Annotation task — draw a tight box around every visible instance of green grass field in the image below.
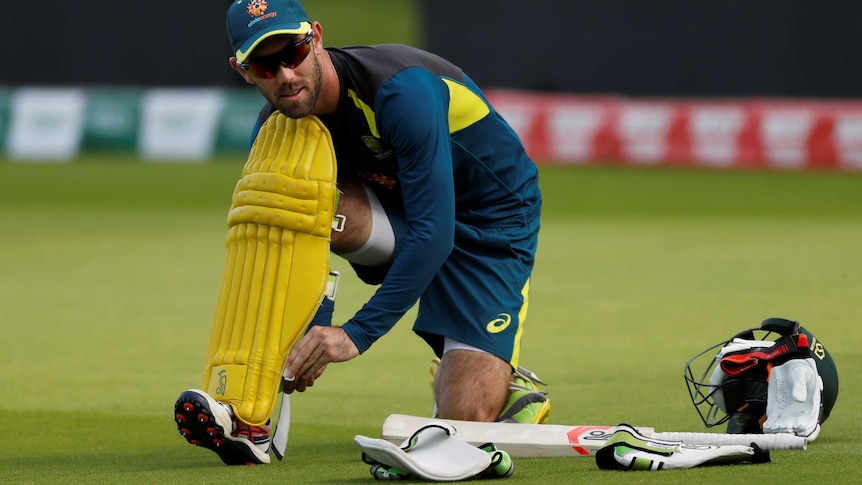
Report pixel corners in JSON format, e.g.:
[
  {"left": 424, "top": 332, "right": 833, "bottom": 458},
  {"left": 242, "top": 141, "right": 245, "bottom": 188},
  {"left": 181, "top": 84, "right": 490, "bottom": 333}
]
[
  {"left": 0, "top": 159, "right": 860, "bottom": 484},
  {"left": 304, "top": 0, "right": 421, "bottom": 48}
]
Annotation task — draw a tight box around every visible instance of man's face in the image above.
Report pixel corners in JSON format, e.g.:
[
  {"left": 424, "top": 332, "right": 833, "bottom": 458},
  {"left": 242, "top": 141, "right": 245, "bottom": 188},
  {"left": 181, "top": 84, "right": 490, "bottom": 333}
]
[{"left": 240, "top": 29, "right": 323, "bottom": 119}]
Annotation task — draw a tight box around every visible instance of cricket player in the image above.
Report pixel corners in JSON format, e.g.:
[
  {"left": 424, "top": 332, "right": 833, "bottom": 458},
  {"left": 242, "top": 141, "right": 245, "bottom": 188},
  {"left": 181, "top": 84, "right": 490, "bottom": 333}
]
[{"left": 174, "top": 0, "right": 548, "bottom": 465}]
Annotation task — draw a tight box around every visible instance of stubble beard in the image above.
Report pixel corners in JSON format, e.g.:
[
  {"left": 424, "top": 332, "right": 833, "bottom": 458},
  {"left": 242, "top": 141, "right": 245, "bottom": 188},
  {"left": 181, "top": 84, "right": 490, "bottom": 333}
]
[{"left": 266, "top": 53, "right": 323, "bottom": 119}]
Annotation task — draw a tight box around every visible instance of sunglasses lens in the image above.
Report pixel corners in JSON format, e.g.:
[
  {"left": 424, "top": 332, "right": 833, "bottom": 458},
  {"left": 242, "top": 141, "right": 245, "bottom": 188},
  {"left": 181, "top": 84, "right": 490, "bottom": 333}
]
[
  {"left": 295, "top": 42, "right": 312, "bottom": 66},
  {"left": 243, "top": 32, "right": 312, "bottom": 79},
  {"left": 280, "top": 42, "right": 311, "bottom": 69},
  {"left": 246, "top": 62, "right": 278, "bottom": 78}
]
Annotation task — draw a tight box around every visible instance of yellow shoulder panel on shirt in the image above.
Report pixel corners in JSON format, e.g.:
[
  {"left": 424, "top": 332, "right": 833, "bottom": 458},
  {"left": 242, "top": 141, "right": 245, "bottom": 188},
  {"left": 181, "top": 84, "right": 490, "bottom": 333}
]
[
  {"left": 348, "top": 79, "right": 491, "bottom": 142},
  {"left": 443, "top": 78, "right": 491, "bottom": 132}
]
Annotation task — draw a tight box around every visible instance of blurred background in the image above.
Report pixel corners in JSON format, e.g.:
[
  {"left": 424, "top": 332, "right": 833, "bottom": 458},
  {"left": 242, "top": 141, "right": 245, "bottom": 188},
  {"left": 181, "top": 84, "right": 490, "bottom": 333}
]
[
  {"left": 3, "top": 4, "right": 861, "bottom": 481},
  {"left": 1, "top": 0, "right": 861, "bottom": 167}
]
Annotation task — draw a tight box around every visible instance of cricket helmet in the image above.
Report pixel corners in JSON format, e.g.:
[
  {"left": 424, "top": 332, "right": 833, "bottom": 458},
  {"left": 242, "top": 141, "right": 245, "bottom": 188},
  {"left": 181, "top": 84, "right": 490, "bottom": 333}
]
[{"left": 684, "top": 317, "right": 839, "bottom": 434}]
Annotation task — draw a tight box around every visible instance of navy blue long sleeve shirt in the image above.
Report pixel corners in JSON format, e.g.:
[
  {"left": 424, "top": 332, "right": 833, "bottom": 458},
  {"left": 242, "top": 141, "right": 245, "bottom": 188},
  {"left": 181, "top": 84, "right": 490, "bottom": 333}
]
[{"left": 251, "top": 44, "right": 540, "bottom": 353}]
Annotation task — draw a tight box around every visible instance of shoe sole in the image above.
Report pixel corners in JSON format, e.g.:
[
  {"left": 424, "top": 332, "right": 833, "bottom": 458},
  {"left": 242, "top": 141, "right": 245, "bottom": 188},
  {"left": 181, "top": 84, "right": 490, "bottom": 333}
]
[{"left": 174, "top": 389, "right": 270, "bottom": 465}]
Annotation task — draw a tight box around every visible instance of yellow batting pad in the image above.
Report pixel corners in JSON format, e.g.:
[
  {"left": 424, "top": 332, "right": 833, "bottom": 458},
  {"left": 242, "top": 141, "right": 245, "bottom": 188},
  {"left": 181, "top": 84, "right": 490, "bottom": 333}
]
[{"left": 203, "top": 113, "right": 337, "bottom": 426}]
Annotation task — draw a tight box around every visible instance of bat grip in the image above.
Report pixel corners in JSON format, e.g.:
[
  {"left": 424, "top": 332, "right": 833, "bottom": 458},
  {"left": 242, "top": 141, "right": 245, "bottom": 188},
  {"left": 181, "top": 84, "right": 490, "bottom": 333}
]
[{"left": 652, "top": 432, "right": 807, "bottom": 450}]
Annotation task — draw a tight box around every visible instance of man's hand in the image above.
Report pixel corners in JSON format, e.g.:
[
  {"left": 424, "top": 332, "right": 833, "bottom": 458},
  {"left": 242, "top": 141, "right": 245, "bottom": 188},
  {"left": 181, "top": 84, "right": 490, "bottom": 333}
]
[
  {"left": 283, "top": 326, "right": 359, "bottom": 391},
  {"left": 282, "top": 364, "right": 326, "bottom": 393}
]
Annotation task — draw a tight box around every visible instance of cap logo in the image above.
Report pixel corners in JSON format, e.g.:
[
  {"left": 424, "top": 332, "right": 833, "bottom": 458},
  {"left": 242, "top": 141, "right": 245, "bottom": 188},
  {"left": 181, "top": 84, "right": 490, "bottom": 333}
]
[
  {"left": 247, "top": 0, "right": 268, "bottom": 17},
  {"left": 245, "top": 0, "right": 278, "bottom": 27}
]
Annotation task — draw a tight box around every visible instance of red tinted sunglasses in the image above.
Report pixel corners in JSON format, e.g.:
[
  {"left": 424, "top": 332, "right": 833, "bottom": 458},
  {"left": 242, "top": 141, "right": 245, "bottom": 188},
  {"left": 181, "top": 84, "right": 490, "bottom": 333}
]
[{"left": 238, "top": 30, "right": 313, "bottom": 78}]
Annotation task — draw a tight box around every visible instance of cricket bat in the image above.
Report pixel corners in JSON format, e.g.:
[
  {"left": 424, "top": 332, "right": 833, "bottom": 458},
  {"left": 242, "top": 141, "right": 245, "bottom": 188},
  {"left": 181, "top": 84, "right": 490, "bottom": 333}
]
[{"left": 381, "top": 414, "right": 807, "bottom": 457}]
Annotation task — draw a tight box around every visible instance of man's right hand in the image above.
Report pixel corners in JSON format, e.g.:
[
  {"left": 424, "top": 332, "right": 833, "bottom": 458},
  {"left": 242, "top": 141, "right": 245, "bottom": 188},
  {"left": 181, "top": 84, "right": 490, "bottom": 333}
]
[{"left": 282, "top": 364, "right": 328, "bottom": 393}]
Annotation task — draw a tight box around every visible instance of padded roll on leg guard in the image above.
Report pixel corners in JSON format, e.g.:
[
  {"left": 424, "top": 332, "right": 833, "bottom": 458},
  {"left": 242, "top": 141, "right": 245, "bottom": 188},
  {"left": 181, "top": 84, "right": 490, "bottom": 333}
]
[{"left": 203, "top": 113, "right": 337, "bottom": 426}]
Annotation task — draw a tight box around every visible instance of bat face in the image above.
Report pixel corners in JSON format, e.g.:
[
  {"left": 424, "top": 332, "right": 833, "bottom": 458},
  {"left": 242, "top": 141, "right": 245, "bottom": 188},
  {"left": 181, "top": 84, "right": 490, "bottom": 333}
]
[
  {"left": 565, "top": 426, "right": 625, "bottom": 455},
  {"left": 381, "top": 414, "right": 655, "bottom": 457},
  {"left": 381, "top": 414, "right": 806, "bottom": 457}
]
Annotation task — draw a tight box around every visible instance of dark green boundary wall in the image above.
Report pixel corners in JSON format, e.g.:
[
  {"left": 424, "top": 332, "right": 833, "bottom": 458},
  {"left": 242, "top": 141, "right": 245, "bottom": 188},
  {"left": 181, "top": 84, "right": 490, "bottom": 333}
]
[
  {"left": 1, "top": 1, "right": 238, "bottom": 87},
  {"left": 0, "top": 1, "right": 418, "bottom": 88},
  {"left": 6, "top": 0, "right": 862, "bottom": 98},
  {"left": 420, "top": 0, "right": 862, "bottom": 98}
]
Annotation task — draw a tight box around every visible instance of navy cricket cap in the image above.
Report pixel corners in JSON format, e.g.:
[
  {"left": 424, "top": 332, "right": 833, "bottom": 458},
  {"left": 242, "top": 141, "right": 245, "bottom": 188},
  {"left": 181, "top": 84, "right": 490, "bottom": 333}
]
[{"left": 227, "top": 0, "right": 311, "bottom": 62}]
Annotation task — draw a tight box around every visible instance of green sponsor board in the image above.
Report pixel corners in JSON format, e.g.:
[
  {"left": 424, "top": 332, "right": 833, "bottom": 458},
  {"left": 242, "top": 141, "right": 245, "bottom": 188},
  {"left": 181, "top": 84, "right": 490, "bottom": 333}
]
[
  {"left": 138, "top": 89, "right": 224, "bottom": 160},
  {"left": 0, "top": 87, "right": 10, "bottom": 151},
  {"left": 81, "top": 88, "right": 141, "bottom": 152},
  {"left": 215, "top": 89, "right": 265, "bottom": 153},
  {"left": 6, "top": 88, "right": 87, "bottom": 160}
]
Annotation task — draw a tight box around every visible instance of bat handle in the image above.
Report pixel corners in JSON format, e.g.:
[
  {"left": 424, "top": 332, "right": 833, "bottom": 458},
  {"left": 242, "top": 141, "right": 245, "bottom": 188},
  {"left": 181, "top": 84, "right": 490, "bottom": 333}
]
[{"left": 652, "top": 432, "right": 807, "bottom": 450}]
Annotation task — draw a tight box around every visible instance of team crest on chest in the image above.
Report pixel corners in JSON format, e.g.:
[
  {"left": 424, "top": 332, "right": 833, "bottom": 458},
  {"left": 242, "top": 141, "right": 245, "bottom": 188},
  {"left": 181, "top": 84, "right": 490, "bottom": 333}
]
[{"left": 361, "top": 136, "right": 394, "bottom": 160}]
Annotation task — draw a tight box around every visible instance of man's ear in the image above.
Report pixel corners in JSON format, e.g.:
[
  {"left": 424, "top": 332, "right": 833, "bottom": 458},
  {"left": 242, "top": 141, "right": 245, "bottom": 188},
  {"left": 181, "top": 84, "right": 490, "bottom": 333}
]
[
  {"left": 311, "top": 21, "right": 324, "bottom": 49},
  {"left": 229, "top": 57, "right": 255, "bottom": 85}
]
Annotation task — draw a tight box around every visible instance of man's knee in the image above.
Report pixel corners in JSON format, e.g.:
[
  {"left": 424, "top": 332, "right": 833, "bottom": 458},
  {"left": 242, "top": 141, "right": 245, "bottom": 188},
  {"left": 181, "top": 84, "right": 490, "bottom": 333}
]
[
  {"left": 330, "top": 178, "right": 372, "bottom": 254},
  {"left": 331, "top": 178, "right": 397, "bottom": 268}
]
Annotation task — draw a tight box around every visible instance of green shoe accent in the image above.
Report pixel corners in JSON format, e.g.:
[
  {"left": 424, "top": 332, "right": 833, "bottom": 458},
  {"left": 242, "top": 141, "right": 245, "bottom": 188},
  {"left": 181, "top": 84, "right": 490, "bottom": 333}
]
[
  {"left": 497, "top": 389, "right": 550, "bottom": 424},
  {"left": 498, "top": 366, "right": 550, "bottom": 424}
]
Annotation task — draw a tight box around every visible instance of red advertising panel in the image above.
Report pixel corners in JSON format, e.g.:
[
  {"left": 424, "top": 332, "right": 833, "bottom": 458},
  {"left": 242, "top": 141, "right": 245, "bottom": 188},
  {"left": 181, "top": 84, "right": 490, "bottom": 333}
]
[{"left": 487, "top": 89, "right": 862, "bottom": 171}]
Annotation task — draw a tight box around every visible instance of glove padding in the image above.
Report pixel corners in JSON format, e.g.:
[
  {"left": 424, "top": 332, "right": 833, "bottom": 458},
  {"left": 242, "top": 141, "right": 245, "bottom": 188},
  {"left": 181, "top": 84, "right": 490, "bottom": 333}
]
[
  {"left": 596, "top": 424, "right": 770, "bottom": 471},
  {"left": 764, "top": 358, "right": 823, "bottom": 440},
  {"left": 355, "top": 422, "right": 512, "bottom": 481}
]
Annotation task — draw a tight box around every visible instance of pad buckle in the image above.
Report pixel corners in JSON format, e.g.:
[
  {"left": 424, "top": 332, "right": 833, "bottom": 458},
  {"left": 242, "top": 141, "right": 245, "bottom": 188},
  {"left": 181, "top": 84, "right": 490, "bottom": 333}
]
[{"left": 332, "top": 214, "right": 346, "bottom": 232}]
